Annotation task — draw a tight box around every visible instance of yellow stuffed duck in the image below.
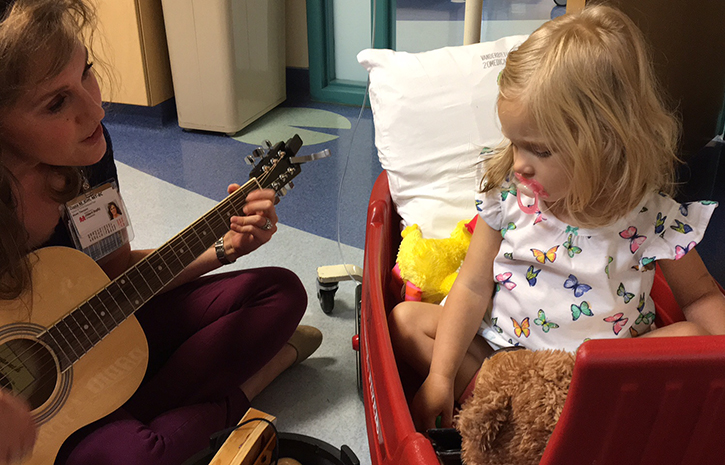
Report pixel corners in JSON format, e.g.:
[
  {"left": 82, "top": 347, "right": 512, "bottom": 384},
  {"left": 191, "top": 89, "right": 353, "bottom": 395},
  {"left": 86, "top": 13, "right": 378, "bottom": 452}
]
[{"left": 393, "top": 216, "right": 478, "bottom": 303}]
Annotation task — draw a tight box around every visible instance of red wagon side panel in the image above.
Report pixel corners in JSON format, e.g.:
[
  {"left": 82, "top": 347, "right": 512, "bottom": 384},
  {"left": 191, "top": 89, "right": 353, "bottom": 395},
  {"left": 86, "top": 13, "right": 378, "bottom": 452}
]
[
  {"left": 360, "top": 173, "right": 439, "bottom": 465},
  {"left": 541, "top": 335, "right": 725, "bottom": 465}
]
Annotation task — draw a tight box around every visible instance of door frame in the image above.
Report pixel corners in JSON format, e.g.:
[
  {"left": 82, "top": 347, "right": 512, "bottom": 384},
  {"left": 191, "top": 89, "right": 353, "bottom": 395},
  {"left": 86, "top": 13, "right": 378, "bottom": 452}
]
[{"left": 305, "top": 0, "right": 395, "bottom": 105}]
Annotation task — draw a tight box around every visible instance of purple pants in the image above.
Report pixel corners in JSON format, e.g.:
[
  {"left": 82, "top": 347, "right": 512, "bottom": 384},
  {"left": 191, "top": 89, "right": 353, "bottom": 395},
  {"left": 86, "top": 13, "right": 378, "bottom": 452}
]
[{"left": 55, "top": 266, "right": 307, "bottom": 465}]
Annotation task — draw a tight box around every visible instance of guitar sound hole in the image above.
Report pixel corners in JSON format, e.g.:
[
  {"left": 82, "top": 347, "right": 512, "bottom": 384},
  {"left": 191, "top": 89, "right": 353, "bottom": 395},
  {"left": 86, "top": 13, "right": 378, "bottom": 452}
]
[{"left": 0, "top": 338, "right": 58, "bottom": 410}]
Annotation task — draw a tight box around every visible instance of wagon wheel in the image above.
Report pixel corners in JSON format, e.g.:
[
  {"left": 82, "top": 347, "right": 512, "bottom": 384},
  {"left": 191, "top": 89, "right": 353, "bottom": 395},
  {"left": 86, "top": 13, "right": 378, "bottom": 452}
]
[{"left": 316, "top": 279, "right": 338, "bottom": 314}]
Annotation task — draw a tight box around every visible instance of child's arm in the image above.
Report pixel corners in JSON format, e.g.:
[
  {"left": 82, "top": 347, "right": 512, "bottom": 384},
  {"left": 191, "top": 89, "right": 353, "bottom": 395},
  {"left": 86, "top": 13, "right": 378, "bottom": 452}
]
[
  {"left": 657, "top": 248, "right": 725, "bottom": 334},
  {"left": 411, "top": 221, "right": 502, "bottom": 430}
]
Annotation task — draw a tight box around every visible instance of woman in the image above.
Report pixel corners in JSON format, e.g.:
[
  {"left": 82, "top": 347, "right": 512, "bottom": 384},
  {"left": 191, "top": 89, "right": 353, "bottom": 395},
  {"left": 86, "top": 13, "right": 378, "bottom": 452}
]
[{"left": 0, "top": 0, "right": 321, "bottom": 463}]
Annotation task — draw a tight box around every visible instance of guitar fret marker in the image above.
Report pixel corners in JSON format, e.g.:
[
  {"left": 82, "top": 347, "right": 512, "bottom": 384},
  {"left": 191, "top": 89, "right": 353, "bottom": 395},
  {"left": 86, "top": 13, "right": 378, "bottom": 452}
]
[{"left": 76, "top": 307, "right": 102, "bottom": 341}]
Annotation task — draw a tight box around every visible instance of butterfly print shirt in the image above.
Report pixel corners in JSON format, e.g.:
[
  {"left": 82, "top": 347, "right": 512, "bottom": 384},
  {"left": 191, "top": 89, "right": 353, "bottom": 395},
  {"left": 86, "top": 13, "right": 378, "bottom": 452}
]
[{"left": 475, "top": 183, "right": 717, "bottom": 352}]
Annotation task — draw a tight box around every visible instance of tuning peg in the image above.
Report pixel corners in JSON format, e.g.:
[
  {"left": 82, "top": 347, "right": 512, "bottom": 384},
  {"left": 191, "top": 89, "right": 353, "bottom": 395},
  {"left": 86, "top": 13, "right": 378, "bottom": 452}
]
[
  {"left": 277, "top": 182, "right": 295, "bottom": 197},
  {"left": 264, "top": 139, "right": 273, "bottom": 149},
  {"left": 245, "top": 147, "right": 267, "bottom": 165}
]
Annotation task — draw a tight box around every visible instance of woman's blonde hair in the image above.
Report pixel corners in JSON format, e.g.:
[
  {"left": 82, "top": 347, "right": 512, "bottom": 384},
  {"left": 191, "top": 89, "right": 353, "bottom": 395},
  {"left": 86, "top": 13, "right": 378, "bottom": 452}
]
[
  {"left": 0, "top": 0, "right": 97, "bottom": 300},
  {"left": 482, "top": 4, "right": 681, "bottom": 228}
]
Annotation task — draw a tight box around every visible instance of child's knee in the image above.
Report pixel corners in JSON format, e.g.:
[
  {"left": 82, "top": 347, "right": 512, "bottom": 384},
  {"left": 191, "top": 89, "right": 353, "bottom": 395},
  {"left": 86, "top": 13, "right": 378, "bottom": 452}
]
[
  {"left": 388, "top": 301, "right": 415, "bottom": 336},
  {"left": 647, "top": 320, "right": 710, "bottom": 338},
  {"left": 673, "top": 321, "right": 710, "bottom": 336}
]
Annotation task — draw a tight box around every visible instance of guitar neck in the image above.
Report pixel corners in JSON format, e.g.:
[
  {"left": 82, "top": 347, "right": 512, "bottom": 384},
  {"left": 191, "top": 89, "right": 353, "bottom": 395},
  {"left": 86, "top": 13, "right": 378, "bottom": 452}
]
[{"left": 38, "top": 178, "right": 259, "bottom": 372}]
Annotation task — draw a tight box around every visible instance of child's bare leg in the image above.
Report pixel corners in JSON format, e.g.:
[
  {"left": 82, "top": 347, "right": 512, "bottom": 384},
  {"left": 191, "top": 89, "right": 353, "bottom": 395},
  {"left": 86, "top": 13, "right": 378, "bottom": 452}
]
[
  {"left": 641, "top": 321, "right": 709, "bottom": 338},
  {"left": 388, "top": 301, "right": 439, "bottom": 375},
  {"left": 388, "top": 301, "right": 493, "bottom": 399}
]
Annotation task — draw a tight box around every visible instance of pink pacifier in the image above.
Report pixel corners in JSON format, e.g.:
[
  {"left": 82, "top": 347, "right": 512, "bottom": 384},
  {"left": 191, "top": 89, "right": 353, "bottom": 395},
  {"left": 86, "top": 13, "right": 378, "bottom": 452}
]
[{"left": 515, "top": 173, "right": 548, "bottom": 215}]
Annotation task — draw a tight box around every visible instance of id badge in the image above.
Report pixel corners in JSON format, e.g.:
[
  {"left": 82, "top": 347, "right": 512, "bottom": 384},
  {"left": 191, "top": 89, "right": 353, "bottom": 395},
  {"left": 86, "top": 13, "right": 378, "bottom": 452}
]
[{"left": 63, "top": 181, "right": 134, "bottom": 261}]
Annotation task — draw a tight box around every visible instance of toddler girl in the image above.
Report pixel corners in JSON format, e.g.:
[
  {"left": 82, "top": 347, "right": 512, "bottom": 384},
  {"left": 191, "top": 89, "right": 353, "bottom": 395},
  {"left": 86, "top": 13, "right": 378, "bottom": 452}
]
[{"left": 389, "top": 4, "right": 725, "bottom": 432}]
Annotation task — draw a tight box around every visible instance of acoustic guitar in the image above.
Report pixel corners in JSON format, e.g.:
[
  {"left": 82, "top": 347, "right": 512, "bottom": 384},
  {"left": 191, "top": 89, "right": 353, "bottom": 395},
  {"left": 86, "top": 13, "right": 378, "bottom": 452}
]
[{"left": 0, "top": 135, "right": 317, "bottom": 465}]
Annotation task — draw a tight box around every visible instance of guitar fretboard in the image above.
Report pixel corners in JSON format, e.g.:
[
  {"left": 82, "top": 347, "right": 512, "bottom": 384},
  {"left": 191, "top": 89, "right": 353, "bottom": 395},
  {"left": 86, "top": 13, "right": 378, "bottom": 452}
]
[{"left": 38, "top": 179, "right": 258, "bottom": 372}]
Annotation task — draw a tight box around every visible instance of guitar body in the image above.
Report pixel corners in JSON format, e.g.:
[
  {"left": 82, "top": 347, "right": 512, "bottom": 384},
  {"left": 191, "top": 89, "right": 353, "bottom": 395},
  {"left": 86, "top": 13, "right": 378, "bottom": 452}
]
[{"left": 0, "top": 247, "right": 148, "bottom": 465}]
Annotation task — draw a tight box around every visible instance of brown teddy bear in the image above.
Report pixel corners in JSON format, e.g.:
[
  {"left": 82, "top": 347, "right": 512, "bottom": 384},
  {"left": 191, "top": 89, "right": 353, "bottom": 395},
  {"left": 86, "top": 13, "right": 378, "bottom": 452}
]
[{"left": 455, "top": 348, "right": 575, "bottom": 465}]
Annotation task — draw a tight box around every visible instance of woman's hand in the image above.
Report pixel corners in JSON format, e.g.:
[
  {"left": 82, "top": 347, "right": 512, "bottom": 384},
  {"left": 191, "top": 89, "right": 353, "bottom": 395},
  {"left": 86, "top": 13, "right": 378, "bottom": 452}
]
[
  {"left": 0, "top": 389, "right": 36, "bottom": 465},
  {"left": 226, "top": 187, "right": 279, "bottom": 259},
  {"left": 411, "top": 372, "right": 455, "bottom": 432}
]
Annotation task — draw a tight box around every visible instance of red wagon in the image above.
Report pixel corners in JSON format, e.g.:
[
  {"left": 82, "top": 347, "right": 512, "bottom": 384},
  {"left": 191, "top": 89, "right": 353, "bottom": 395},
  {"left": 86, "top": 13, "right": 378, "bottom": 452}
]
[{"left": 358, "top": 172, "right": 725, "bottom": 465}]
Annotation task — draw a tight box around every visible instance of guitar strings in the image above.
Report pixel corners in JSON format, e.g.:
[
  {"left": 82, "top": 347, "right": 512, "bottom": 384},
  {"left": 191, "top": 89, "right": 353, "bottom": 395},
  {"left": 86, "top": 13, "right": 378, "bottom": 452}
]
[
  {"left": 4, "top": 163, "right": 274, "bottom": 379},
  {"left": 2, "top": 171, "right": 270, "bottom": 400},
  {"left": 1, "top": 160, "right": 285, "bottom": 403},
  {"left": 2, "top": 204, "right": 242, "bottom": 395}
]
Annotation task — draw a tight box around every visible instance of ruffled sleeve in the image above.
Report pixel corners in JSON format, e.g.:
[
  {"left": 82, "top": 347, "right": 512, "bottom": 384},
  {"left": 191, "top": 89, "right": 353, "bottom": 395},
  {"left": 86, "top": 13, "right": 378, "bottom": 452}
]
[
  {"left": 475, "top": 184, "right": 509, "bottom": 231},
  {"left": 638, "top": 194, "right": 718, "bottom": 263}
]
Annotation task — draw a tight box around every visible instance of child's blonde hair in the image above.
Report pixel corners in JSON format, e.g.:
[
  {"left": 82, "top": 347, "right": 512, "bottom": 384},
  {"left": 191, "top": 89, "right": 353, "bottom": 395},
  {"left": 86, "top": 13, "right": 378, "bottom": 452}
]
[{"left": 482, "top": 4, "right": 681, "bottom": 228}]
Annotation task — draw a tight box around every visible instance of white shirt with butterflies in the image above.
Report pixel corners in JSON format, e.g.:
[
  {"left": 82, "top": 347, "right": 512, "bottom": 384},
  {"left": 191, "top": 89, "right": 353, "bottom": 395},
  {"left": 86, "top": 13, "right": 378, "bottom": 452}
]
[{"left": 475, "top": 183, "right": 717, "bottom": 352}]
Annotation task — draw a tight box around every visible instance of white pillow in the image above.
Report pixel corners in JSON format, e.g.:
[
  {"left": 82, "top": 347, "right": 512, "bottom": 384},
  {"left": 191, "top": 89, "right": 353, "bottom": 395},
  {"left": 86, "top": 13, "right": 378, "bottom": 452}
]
[{"left": 358, "top": 36, "right": 528, "bottom": 238}]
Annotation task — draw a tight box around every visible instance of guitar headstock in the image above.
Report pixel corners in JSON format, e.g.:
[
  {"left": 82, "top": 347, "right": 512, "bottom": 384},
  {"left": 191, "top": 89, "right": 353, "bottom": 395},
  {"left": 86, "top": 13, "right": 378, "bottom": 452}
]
[
  {"left": 246, "top": 134, "right": 331, "bottom": 198},
  {"left": 247, "top": 135, "right": 304, "bottom": 197}
]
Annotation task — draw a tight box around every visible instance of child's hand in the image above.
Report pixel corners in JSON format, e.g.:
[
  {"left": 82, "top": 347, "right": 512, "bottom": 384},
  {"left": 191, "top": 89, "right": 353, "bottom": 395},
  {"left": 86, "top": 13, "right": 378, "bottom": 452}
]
[{"left": 411, "top": 372, "right": 455, "bottom": 431}]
